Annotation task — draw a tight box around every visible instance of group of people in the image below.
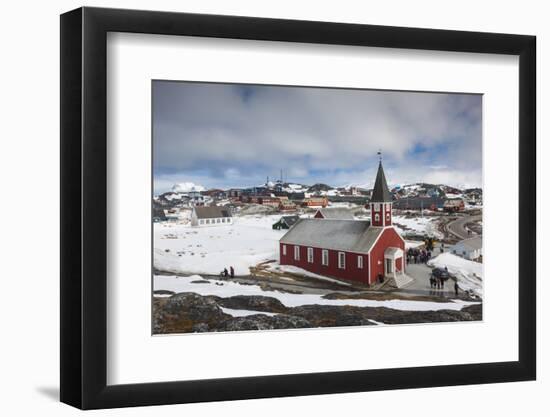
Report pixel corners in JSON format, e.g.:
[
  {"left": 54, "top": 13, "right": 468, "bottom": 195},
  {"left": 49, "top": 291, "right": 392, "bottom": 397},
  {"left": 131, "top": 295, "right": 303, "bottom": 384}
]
[
  {"left": 429, "top": 267, "right": 460, "bottom": 296},
  {"left": 430, "top": 275, "right": 445, "bottom": 289},
  {"left": 406, "top": 247, "right": 432, "bottom": 264},
  {"left": 221, "top": 266, "right": 235, "bottom": 278}
]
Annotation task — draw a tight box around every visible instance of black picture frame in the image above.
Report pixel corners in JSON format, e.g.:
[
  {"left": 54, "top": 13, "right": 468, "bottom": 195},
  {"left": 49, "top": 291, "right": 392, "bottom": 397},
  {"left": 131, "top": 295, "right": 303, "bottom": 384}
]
[{"left": 60, "top": 6, "right": 536, "bottom": 410}]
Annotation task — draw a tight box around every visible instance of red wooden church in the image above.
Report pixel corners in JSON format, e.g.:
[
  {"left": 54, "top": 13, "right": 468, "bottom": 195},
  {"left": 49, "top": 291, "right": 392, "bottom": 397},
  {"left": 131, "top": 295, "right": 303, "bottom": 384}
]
[{"left": 279, "top": 160, "right": 411, "bottom": 287}]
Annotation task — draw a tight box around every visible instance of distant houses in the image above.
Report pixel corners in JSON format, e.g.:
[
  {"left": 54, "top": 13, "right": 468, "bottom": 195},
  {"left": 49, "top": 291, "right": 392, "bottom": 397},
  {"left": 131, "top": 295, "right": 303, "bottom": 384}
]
[
  {"left": 443, "top": 198, "right": 465, "bottom": 212},
  {"left": 302, "top": 196, "right": 328, "bottom": 208},
  {"left": 248, "top": 196, "right": 280, "bottom": 207},
  {"left": 278, "top": 200, "right": 297, "bottom": 212},
  {"left": 272, "top": 215, "right": 300, "bottom": 230},
  {"left": 191, "top": 206, "right": 232, "bottom": 227},
  {"left": 392, "top": 196, "right": 445, "bottom": 211},
  {"left": 392, "top": 196, "right": 467, "bottom": 212},
  {"left": 188, "top": 190, "right": 208, "bottom": 206},
  {"left": 450, "top": 236, "right": 482, "bottom": 261}
]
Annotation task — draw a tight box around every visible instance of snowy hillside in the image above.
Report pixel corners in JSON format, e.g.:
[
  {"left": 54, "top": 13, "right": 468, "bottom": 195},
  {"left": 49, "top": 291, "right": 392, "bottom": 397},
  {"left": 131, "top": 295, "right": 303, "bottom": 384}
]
[
  {"left": 392, "top": 215, "right": 443, "bottom": 239},
  {"left": 427, "top": 252, "right": 483, "bottom": 297},
  {"left": 172, "top": 182, "right": 205, "bottom": 193},
  {"left": 282, "top": 183, "right": 308, "bottom": 193},
  {"left": 392, "top": 183, "right": 467, "bottom": 199}
]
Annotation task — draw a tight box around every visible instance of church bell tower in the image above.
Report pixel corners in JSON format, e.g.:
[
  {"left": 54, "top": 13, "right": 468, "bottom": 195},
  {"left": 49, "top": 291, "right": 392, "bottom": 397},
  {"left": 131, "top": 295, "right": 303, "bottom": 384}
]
[{"left": 369, "top": 153, "right": 393, "bottom": 227}]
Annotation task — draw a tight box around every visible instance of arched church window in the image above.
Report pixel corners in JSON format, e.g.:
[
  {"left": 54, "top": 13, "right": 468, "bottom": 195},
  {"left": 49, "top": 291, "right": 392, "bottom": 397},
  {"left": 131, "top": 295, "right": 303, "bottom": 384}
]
[{"left": 375, "top": 213, "right": 380, "bottom": 222}]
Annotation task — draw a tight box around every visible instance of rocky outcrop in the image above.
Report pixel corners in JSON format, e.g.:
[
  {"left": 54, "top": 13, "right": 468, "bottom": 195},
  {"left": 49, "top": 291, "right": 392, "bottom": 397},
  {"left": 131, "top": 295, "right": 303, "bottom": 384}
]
[
  {"left": 153, "top": 292, "right": 229, "bottom": 334},
  {"left": 217, "top": 295, "right": 288, "bottom": 313},
  {"left": 217, "top": 314, "right": 311, "bottom": 332},
  {"left": 153, "top": 292, "right": 482, "bottom": 334}
]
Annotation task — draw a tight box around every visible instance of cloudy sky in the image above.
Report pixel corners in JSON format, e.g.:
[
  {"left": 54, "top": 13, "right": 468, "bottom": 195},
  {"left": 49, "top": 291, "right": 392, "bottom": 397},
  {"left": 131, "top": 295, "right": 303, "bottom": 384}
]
[{"left": 153, "top": 81, "right": 482, "bottom": 194}]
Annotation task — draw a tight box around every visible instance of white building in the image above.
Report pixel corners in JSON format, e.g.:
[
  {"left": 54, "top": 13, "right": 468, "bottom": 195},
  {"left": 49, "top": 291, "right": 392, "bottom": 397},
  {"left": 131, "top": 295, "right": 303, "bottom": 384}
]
[
  {"left": 450, "top": 236, "right": 482, "bottom": 260},
  {"left": 191, "top": 206, "right": 233, "bottom": 227},
  {"left": 187, "top": 190, "right": 213, "bottom": 207}
]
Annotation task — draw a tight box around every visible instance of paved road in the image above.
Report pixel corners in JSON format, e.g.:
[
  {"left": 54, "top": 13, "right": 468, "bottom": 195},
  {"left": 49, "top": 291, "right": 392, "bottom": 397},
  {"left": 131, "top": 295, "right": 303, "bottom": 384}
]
[
  {"left": 400, "top": 260, "right": 458, "bottom": 298},
  {"left": 446, "top": 214, "right": 482, "bottom": 240}
]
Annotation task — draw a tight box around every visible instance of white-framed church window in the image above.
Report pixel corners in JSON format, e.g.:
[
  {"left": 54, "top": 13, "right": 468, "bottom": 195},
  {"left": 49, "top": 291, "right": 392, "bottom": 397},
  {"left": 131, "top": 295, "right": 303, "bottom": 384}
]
[
  {"left": 357, "top": 255, "right": 363, "bottom": 269},
  {"left": 375, "top": 213, "right": 380, "bottom": 222},
  {"left": 282, "top": 244, "right": 287, "bottom": 256},
  {"left": 322, "top": 249, "right": 329, "bottom": 266},
  {"left": 338, "top": 252, "right": 346, "bottom": 269},
  {"left": 307, "top": 247, "right": 314, "bottom": 263},
  {"left": 294, "top": 245, "right": 300, "bottom": 261}
]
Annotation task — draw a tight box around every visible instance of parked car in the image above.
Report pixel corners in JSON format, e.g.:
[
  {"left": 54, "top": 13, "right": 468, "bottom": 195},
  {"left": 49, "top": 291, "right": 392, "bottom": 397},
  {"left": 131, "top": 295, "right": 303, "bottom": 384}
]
[{"left": 431, "top": 267, "right": 452, "bottom": 281}]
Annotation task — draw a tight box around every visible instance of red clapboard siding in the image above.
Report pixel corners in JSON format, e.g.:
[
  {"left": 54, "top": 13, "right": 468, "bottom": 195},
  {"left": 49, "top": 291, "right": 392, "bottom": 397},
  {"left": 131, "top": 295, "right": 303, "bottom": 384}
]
[
  {"left": 279, "top": 227, "right": 404, "bottom": 285},
  {"left": 368, "top": 227, "right": 405, "bottom": 280},
  {"left": 279, "top": 243, "right": 370, "bottom": 284}
]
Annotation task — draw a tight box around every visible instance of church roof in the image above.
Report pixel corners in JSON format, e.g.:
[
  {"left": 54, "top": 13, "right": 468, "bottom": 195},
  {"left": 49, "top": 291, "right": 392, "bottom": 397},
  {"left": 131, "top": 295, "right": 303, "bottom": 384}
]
[
  {"left": 280, "top": 219, "right": 384, "bottom": 254},
  {"left": 370, "top": 161, "right": 393, "bottom": 202},
  {"left": 193, "top": 206, "right": 232, "bottom": 219},
  {"left": 281, "top": 215, "right": 300, "bottom": 227},
  {"left": 315, "top": 208, "right": 354, "bottom": 220}
]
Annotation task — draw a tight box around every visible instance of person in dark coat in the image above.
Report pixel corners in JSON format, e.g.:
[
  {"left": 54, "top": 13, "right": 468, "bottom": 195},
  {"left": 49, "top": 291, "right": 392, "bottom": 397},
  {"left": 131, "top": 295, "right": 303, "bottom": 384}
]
[
  {"left": 230, "top": 266, "right": 234, "bottom": 278},
  {"left": 454, "top": 281, "right": 459, "bottom": 296},
  {"left": 223, "top": 268, "right": 228, "bottom": 277}
]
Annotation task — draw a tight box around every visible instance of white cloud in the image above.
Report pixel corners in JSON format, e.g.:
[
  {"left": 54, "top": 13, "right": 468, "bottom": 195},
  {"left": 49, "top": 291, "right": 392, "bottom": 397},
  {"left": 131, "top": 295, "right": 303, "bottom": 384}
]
[{"left": 153, "top": 82, "right": 482, "bottom": 191}]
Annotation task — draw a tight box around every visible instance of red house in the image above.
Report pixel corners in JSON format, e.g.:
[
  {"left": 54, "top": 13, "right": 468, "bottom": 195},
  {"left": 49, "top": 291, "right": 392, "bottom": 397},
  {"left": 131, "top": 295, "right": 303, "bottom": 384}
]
[{"left": 279, "top": 160, "right": 411, "bottom": 287}]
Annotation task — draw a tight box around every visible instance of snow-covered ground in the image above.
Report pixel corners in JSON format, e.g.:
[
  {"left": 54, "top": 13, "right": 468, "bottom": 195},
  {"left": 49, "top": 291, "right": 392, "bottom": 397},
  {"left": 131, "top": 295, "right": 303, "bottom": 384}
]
[
  {"left": 393, "top": 215, "right": 443, "bottom": 239},
  {"left": 405, "top": 240, "right": 424, "bottom": 249},
  {"left": 327, "top": 202, "right": 362, "bottom": 209},
  {"left": 154, "top": 274, "right": 478, "bottom": 311},
  {"left": 220, "top": 307, "right": 278, "bottom": 317},
  {"left": 265, "top": 263, "right": 353, "bottom": 286},
  {"left": 154, "top": 215, "right": 286, "bottom": 276},
  {"left": 427, "top": 252, "right": 483, "bottom": 297},
  {"left": 155, "top": 211, "right": 443, "bottom": 277}
]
